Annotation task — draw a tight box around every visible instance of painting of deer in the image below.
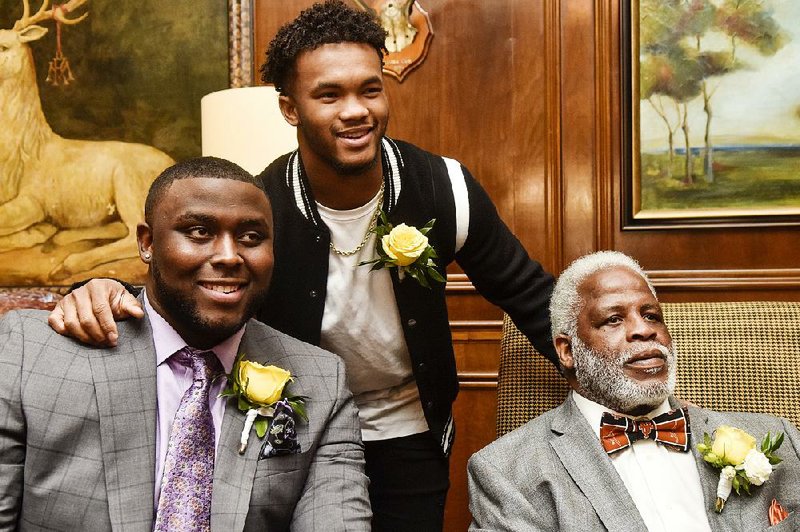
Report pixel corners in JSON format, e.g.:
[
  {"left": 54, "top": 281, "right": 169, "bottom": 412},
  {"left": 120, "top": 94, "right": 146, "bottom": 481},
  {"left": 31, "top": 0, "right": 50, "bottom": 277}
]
[{"left": 0, "top": 0, "right": 173, "bottom": 283}]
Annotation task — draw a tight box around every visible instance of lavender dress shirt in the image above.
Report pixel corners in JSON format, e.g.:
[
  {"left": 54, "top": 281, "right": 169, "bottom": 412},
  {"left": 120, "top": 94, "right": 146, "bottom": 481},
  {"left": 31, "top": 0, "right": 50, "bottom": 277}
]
[{"left": 143, "top": 291, "right": 244, "bottom": 507}]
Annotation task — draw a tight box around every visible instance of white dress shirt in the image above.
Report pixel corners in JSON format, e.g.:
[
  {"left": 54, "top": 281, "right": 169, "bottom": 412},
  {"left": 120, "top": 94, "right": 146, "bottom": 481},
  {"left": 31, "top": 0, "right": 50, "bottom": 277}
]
[{"left": 572, "top": 392, "right": 712, "bottom": 532}]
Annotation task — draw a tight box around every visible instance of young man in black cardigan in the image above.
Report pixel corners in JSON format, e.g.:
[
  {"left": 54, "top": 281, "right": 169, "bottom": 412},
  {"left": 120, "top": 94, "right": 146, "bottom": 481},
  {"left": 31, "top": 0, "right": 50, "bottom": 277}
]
[{"left": 48, "top": 2, "right": 556, "bottom": 530}]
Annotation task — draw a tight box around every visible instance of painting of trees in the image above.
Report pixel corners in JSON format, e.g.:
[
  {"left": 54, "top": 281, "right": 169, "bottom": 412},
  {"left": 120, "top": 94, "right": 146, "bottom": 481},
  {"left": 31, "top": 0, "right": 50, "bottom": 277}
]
[{"left": 634, "top": 0, "right": 799, "bottom": 221}]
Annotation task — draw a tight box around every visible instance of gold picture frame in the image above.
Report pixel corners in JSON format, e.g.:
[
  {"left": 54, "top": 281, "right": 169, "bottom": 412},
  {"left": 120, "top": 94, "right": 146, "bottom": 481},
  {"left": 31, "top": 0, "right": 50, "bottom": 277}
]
[{"left": 622, "top": 0, "right": 800, "bottom": 229}]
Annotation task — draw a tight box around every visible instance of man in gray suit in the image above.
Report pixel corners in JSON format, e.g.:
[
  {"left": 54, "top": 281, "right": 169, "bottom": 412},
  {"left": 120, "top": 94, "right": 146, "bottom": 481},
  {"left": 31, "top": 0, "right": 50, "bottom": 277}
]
[
  {"left": 468, "top": 251, "right": 800, "bottom": 531},
  {"left": 0, "top": 157, "right": 370, "bottom": 531}
]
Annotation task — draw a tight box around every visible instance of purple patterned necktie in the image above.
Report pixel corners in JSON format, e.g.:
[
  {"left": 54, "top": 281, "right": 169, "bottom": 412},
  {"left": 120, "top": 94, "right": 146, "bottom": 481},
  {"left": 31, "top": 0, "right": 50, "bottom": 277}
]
[{"left": 154, "top": 347, "right": 223, "bottom": 532}]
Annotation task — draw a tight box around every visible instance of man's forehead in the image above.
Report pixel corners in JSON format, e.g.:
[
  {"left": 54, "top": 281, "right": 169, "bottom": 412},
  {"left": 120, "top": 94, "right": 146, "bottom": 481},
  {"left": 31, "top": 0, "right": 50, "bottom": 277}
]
[
  {"left": 294, "top": 42, "right": 383, "bottom": 76},
  {"left": 159, "top": 178, "right": 270, "bottom": 219},
  {"left": 579, "top": 267, "right": 654, "bottom": 305}
]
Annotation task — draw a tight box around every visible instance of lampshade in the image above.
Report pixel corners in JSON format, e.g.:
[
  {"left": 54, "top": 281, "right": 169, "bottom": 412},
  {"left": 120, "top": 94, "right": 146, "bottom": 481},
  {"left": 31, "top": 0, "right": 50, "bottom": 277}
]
[{"left": 201, "top": 86, "right": 298, "bottom": 175}]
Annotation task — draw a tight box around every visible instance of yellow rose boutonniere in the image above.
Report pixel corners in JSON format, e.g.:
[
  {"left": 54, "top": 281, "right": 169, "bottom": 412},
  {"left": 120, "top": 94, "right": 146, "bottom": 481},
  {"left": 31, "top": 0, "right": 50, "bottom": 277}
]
[
  {"left": 360, "top": 210, "right": 445, "bottom": 288},
  {"left": 710, "top": 425, "right": 756, "bottom": 465},
  {"left": 696, "top": 425, "right": 783, "bottom": 512},
  {"left": 220, "top": 353, "right": 308, "bottom": 454},
  {"left": 239, "top": 361, "right": 291, "bottom": 405}
]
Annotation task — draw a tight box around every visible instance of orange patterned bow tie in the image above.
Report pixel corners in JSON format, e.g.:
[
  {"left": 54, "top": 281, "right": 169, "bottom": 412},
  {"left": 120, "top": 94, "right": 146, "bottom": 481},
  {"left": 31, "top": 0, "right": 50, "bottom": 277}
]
[{"left": 600, "top": 407, "right": 690, "bottom": 454}]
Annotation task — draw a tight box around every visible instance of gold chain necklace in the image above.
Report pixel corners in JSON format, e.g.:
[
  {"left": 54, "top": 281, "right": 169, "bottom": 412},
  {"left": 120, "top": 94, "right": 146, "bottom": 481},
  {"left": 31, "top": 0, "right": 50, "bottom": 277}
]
[{"left": 329, "top": 181, "right": 385, "bottom": 257}]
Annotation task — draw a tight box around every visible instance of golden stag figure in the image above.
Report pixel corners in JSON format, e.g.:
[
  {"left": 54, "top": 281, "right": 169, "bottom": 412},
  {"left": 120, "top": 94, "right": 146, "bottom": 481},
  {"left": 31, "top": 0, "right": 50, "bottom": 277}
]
[{"left": 0, "top": 0, "right": 174, "bottom": 282}]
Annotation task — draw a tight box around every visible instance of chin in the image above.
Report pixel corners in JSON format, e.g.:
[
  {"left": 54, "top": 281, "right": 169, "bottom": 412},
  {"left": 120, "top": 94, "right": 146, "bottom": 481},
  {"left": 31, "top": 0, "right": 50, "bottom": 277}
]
[{"left": 333, "top": 153, "right": 380, "bottom": 175}]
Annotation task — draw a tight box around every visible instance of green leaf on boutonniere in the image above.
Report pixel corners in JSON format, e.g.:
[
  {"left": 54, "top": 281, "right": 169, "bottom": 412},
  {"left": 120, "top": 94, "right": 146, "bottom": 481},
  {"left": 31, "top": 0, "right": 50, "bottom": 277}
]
[
  {"left": 288, "top": 398, "right": 309, "bottom": 422},
  {"left": 238, "top": 395, "right": 250, "bottom": 412},
  {"left": 254, "top": 418, "right": 268, "bottom": 438}
]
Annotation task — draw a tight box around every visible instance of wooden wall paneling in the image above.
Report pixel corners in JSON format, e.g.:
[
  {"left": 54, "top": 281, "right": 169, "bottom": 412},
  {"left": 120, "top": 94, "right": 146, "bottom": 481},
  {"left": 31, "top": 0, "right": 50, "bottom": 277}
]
[
  {"left": 446, "top": 321, "right": 502, "bottom": 530},
  {"left": 508, "top": 0, "right": 560, "bottom": 275},
  {"left": 559, "top": 0, "right": 597, "bottom": 265},
  {"left": 593, "top": 0, "right": 617, "bottom": 252}
]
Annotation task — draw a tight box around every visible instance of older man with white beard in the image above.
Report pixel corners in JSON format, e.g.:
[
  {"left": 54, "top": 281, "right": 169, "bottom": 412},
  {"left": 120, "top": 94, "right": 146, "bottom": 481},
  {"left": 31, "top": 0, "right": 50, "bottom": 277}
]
[{"left": 467, "top": 251, "right": 800, "bottom": 532}]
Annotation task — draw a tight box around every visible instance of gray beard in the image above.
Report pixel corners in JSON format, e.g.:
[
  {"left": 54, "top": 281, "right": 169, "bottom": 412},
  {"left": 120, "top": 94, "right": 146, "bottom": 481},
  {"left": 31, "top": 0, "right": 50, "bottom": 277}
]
[{"left": 571, "top": 336, "right": 677, "bottom": 414}]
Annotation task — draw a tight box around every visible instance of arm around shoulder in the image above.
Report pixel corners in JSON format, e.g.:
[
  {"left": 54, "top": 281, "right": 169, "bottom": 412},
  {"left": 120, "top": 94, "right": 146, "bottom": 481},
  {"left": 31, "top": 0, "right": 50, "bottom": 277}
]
[
  {"left": 48, "top": 277, "right": 143, "bottom": 347},
  {"left": 454, "top": 168, "right": 556, "bottom": 365},
  {"left": 0, "top": 312, "right": 26, "bottom": 528}
]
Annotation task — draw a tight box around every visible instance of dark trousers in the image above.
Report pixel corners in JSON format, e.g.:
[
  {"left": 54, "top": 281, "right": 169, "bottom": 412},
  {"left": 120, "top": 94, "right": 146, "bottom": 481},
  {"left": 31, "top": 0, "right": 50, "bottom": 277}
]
[{"left": 364, "top": 431, "right": 450, "bottom": 532}]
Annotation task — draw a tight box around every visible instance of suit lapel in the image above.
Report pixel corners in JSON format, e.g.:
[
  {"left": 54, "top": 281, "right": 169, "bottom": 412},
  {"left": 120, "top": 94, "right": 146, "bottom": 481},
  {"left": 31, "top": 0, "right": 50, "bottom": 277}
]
[
  {"left": 90, "top": 315, "right": 157, "bottom": 531},
  {"left": 210, "top": 325, "right": 274, "bottom": 532},
  {"left": 688, "top": 407, "right": 743, "bottom": 532},
  {"left": 550, "top": 394, "right": 648, "bottom": 531}
]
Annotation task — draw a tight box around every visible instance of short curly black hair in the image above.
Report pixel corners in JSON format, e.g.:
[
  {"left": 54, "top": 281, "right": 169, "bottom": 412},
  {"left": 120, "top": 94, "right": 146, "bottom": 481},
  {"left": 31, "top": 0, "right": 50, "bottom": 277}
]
[{"left": 260, "top": 0, "right": 387, "bottom": 94}]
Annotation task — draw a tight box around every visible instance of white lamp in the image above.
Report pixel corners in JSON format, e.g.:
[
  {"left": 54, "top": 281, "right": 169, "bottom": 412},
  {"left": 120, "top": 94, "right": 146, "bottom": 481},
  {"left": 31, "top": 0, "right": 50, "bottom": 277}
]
[{"left": 201, "top": 86, "right": 298, "bottom": 175}]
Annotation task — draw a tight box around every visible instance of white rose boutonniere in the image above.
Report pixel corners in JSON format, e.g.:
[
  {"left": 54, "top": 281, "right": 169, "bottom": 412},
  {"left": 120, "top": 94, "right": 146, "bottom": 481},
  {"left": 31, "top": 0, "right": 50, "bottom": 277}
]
[
  {"left": 360, "top": 210, "right": 445, "bottom": 288},
  {"left": 696, "top": 425, "right": 783, "bottom": 512},
  {"left": 220, "top": 353, "right": 308, "bottom": 455}
]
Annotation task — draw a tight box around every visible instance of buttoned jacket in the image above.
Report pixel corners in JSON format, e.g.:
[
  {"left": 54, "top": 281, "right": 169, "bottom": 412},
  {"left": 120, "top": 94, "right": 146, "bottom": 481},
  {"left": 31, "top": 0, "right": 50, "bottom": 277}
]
[
  {"left": 468, "top": 393, "right": 800, "bottom": 531},
  {"left": 0, "top": 308, "right": 370, "bottom": 531}
]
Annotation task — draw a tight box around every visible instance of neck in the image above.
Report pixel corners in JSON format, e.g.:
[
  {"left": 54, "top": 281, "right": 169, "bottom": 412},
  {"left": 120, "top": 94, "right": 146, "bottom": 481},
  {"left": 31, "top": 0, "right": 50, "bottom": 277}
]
[
  {"left": 298, "top": 148, "right": 383, "bottom": 210},
  {"left": 571, "top": 384, "right": 665, "bottom": 418},
  {"left": 622, "top": 403, "right": 659, "bottom": 417}
]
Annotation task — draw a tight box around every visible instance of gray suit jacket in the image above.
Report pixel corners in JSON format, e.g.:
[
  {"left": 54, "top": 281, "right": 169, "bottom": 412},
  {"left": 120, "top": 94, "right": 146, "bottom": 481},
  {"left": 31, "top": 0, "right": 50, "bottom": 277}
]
[
  {"left": 468, "top": 392, "right": 800, "bottom": 531},
  {"left": 0, "top": 308, "right": 371, "bottom": 531}
]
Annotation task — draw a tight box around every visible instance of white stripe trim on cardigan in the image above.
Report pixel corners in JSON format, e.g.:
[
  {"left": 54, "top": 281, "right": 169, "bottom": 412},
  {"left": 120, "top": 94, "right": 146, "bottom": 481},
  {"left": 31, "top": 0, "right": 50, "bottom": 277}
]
[
  {"left": 287, "top": 138, "right": 402, "bottom": 225},
  {"left": 443, "top": 157, "right": 469, "bottom": 254}
]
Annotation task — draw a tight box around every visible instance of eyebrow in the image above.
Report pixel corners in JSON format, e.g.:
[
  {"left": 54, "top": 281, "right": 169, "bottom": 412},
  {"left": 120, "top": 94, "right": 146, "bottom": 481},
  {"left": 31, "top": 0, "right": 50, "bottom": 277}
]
[
  {"left": 238, "top": 218, "right": 271, "bottom": 232},
  {"left": 175, "top": 213, "right": 215, "bottom": 224},
  {"left": 313, "top": 81, "right": 342, "bottom": 91},
  {"left": 313, "top": 76, "right": 382, "bottom": 91},
  {"left": 593, "top": 302, "right": 661, "bottom": 314},
  {"left": 173, "top": 213, "right": 269, "bottom": 228}
]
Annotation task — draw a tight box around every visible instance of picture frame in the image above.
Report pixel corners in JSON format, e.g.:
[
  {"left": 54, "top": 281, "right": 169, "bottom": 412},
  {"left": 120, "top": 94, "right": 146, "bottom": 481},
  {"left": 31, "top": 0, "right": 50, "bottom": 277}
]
[
  {"left": 228, "top": 0, "right": 255, "bottom": 87},
  {"left": 622, "top": 0, "right": 800, "bottom": 230}
]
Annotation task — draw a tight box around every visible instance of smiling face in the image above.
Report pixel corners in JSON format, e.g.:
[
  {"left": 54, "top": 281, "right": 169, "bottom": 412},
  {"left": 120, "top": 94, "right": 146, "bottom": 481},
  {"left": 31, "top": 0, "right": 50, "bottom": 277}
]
[
  {"left": 278, "top": 42, "right": 389, "bottom": 180},
  {"left": 557, "top": 266, "right": 676, "bottom": 415},
  {"left": 138, "top": 177, "right": 274, "bottom": 349}
]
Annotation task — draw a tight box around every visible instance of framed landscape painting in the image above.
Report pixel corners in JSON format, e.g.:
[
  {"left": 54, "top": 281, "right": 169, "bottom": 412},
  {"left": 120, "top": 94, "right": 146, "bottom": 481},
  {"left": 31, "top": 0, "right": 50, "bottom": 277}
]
[{"left": 623, "top": 0, "right": 800, "bottom": 229}]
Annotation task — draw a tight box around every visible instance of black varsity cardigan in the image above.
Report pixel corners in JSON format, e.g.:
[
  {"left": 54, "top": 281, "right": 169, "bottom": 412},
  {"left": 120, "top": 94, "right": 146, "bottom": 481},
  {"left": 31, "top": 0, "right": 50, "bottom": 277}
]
[{"left": 257, "top": 138, "right": 556, "bottom": 455}]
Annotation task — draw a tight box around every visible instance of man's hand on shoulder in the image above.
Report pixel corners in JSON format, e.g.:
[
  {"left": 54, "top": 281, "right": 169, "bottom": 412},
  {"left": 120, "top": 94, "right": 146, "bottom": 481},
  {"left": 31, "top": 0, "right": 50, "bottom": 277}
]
[{"left": 48, "top": 279, "right": 144, "bottom": 347}]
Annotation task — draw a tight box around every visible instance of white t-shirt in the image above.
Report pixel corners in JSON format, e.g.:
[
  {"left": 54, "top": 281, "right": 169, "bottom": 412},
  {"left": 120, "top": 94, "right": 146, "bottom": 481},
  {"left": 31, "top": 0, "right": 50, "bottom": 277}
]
[
  {"left": 572, "top": 392, "right": 712, "bottom": 532},
  {"left": 317, "top": 191, "right": 429, "bottom": 441}
]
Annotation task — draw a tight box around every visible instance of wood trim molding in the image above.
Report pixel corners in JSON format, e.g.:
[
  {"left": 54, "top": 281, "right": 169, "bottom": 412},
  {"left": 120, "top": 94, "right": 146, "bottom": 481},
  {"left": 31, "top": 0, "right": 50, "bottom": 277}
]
[
  {"left": 594, "top": 0, "right": 616, "bottom": 250},
  {"left": 459, "top": 380, "right": 499, "bottom": 389},
  {"left": 446, "top": 269, "right": 800, "bottom": 293},
  {"left": 445, "top": 273, "right": 475, "bottom": 292},
  {"left": 450, "top": 320, "right": 503, "bottom": 330},
  {"left": 546, "top": 0, "right": 564, "bottom": 272},
  {"left": 649, "top": 269, "right": 800, "bottom": 290}
]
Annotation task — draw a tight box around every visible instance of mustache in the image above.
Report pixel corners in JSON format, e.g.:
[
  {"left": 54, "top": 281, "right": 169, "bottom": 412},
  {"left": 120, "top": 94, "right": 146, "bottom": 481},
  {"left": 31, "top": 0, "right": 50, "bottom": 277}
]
[{"left": 611, "top": 341, "right": 673, "bottom": 366}]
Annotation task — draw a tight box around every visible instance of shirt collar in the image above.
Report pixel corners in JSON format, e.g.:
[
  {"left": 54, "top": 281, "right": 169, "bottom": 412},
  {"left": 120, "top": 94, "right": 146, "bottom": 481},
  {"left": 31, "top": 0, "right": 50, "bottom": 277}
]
[
  {"left": 285, "top": 136, "right": 404, "bottom": 226},
  {"left": 143, "top": 289, "right": 244, "bottom": 374},
  {"left": 571, "top": 390, "right": 671, "bottom": 440}
]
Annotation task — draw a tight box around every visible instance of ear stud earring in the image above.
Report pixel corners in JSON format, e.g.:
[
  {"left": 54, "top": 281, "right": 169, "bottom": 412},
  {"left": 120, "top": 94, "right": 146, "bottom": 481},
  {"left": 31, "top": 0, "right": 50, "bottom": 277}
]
[{"left": 143, "top": 252, "right": 151, "bottom": 260}]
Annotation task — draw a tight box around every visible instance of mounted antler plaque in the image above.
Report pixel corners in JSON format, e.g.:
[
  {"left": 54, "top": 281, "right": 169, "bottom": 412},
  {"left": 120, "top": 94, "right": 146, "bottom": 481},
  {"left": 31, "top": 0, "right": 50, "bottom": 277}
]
[{"left": 352, "top": 0, "right": 433, "bottom": 82}]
